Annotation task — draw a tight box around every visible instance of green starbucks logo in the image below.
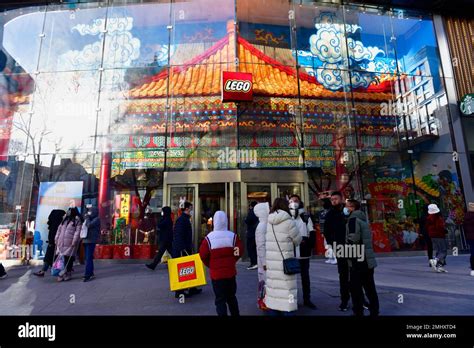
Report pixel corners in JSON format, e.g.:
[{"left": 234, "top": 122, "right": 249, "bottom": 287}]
[{"left": 460, "top": 94, "right": 474, "bottom": 116}]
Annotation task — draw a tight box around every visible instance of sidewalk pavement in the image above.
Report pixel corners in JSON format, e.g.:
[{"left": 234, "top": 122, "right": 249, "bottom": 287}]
[{"left": 0, "top": 255, "right": 473, "bottom": 315}]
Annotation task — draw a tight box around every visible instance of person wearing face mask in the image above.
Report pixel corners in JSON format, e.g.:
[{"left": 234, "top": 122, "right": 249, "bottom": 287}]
[
  {"left": 55, "top": 207, "right": 83, "bottom": 282},
  {"left": 171, "top": 202, "right": 202, "bottom": 299},
  {"left": 324, "top": 191, "right": 351, "bottom": 311},
  {"left": 33, "top": 209, "right": 66, "bottom": 277},
  {"left": 345, "top": 199, "right": 379, "bottom": 317},
  {"left": 288, "top": 194, "right": 317, "bottom": 310},
  {"left": 146, "top": 207, "right": 173, "bottom": 270},
  {"left": 82, "top": 207, "right": 101, "bottom": 282},
  {"left": 319, "top": 198, "right": 337, "bottom": 265}
]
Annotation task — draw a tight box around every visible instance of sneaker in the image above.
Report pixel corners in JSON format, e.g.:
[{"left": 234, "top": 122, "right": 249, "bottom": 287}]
[
  {"left": 145, "top": 263, "right": 156, "bottom": 271},
  {"left": 429, "top": 259, "right": 437, "bottom": 271},
  {"left": 304, "top": 300, "right": 317, "bottom": 310},
  {"left": 339, "top": 303, "right": 349, "bottom": 312},
  {"left": 247, "top": 264, "right": 258, "bottom": 270},
  {"left": 470, "top": 270, "right": 474, "bottom": 277},
  {"left": 436, "top": 266, "right": 448, "bottom": 273},
  {"left": 33, "top": 271, "right": 45, "bottom": 277},
  {"left": 324, "top": 259, "right": 332, "bottom": 264},
  {"left": 83, "top": 274, "right": 95, "bottom": 281},
  {"left": 329, "top": 259, "right": 338, "bottom": 265},
  {"left": 0, "top": 273, "right": 7, "bottom": 279}
]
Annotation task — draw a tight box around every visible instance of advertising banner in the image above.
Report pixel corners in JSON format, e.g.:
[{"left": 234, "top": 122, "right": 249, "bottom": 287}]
[
  {"left": 221, "top": 71, "right": 253, "bottom": 102},
  {"left": 35, "top": 181, "right": 84, "bottom": 250},
  {"left": 368, "top": 182, "right": 408, "bottom": 197}
]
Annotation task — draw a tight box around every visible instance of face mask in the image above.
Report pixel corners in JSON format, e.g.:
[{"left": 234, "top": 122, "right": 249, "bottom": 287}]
[
  {"left": 87, "top": 211, "right": 92, "bottom": 216},
  {"left": 289, "top": 201, "right": 298, "bottom": 210},
  {"left": 343, "top": 207, "right": 350, "bottom": 216}
]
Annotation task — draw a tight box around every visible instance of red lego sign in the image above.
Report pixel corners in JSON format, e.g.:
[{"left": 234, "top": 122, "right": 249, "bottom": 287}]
[
  {"left": 177, "top": 260, "right": 197, "bottom": 283},
  {"left": 221, "top": 71, "right": 253, "bottom": 102}
]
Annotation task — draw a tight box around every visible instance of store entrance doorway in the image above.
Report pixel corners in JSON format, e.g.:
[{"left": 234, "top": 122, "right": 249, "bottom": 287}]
[
  {"left": 164, "top": 170, "right": 308, "bottom": 254},
  {"left": 197, "top": 183, "right": 226, "bottom": 246},
  {"left": 166, "top": 182, "right": 230, "bottom": 251}
]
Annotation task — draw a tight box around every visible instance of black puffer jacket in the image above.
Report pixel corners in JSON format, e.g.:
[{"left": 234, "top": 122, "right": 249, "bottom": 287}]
[
  {"left": 171, "top": 213, "right": 193, "bottom": 258},
  {"left": 323, "top": 205, "right": 347, "bottom": 246},
  {"left": 158, "top": 207, "right": 173, "bottom": 243}
]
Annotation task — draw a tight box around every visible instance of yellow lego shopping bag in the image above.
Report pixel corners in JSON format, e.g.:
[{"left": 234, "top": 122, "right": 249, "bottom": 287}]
[{"left": 167, "top": 253, "right": 207, "bottom": 291}]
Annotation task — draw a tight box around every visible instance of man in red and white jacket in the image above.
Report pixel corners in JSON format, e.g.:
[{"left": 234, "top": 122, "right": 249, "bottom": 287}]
[{"left": 199, "top": 210, "right": 243, "bottom": 316}]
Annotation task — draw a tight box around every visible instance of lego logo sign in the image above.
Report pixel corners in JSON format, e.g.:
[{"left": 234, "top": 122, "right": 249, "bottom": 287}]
[
  {"left": 177, "top": 261, "right": 197, "bottom": 282},
  {"left": 221, "top": 72, "right": 253, "bottom": 102}
]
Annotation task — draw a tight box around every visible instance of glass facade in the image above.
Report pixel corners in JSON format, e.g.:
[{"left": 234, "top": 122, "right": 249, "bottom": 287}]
[{"left": 0, "top": 0, "right": 469, "bottom": 259}]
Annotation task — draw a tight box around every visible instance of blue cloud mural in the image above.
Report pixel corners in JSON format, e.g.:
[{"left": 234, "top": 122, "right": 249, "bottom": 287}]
[{"left": 296, "top": 12, "right": 398, "bottom": 91}]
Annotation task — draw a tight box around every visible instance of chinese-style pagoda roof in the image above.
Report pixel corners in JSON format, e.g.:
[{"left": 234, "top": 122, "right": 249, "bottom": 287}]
[{"left": 129, "top": 24, "right": 395, "bottom": 101}]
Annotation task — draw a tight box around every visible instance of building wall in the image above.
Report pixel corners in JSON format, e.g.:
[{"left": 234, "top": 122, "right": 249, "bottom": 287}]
[
  {"left": 444, "top": 16, "right": 474, "bottom": 100},
  {"left": 0, "top": 0, "right": 470, "bottom": 257}
]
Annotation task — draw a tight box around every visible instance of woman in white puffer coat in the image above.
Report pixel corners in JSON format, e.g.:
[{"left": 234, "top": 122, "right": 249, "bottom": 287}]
[
  {"left": 254, "top": 202, "right": 270, "bottom": 283},
  {"left": 264, "top": 198, "right": 302, "bottom": 314},
  {"left": 254, "top": 202, "right": 270, "bottom": 310}
]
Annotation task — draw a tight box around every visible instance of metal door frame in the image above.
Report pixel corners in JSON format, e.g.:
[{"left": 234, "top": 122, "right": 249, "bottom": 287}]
[{"left": 165, "top": 183, "right": 200, "bottom": 251}]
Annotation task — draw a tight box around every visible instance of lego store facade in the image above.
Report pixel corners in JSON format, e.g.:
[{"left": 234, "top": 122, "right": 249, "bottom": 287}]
[{"left": 1, "top": 0, "right": 473, "bottom": 259}]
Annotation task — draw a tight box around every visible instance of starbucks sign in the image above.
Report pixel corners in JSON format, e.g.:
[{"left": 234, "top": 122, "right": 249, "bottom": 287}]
[{"left": 460, "top": 93, "right": 474, "bottom": 116}]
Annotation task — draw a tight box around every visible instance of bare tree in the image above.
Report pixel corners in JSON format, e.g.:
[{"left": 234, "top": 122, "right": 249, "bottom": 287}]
[{"left": 13, "top": 113, "right": 52, "bottom": 186}]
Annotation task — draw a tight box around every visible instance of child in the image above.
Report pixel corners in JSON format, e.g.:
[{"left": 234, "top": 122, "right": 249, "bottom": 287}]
[{"left": 199, "top": 211, "right": 243, "bottom": 316}]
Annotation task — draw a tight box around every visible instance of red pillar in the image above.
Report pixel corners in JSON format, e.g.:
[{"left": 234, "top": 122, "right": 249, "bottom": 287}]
[{"left": 98, "top": 152, "right": 111, "bottom": 222}]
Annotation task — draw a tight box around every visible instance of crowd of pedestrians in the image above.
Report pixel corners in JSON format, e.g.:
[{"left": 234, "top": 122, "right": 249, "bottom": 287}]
[{"left": 2, "top": 193, "right": 473, "bottom": 317}]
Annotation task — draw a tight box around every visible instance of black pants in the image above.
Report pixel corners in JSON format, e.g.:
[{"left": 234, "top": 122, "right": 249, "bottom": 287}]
[
  {"left": 0, "top": 263, "right": 6, "bottom": 276},
  {"left": 467, "top": 240, "right": 474, "bottom": 269},
  {"left": 299, "top": 258, "right": 311, "bottom": 301},
  {"left": 337, "top": 258, "right": 351, "bottom": 305},
  {"left": 149, "top": 241, "right": 173, "bottom": 269},
  {"left": 424, "top": 233, "right": 433, "bottom": 260},
  {"left": 350, "top": 262, "right": 379, "bottom": 316},
  {"left": 44, "top": 243, "right": 55, "bottom": 267},
  {"left": 63, "top": 256, "right": 75, "bottom": 273},
  {"left": 247, "top": 235, "right": 257, "bottom": 265},
  {"left": 211, "top": 277, "right": 240, "bottom": 316}
]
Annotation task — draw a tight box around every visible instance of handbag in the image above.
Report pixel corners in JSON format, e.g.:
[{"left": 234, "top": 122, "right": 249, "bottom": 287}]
[
  {"left": 80, "top": 223, "right": 88, "bottom": 239},
  {"left": 51, "top": 254, "right": 64, "bottom": 277},
  {"left": 271, "top": 225, "right": 301, "bottom": 275}
]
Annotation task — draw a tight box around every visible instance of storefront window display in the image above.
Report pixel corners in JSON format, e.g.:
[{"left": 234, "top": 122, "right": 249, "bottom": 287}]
[{"left": 0, "top": 0, "right": 468, "bottom": 260}]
